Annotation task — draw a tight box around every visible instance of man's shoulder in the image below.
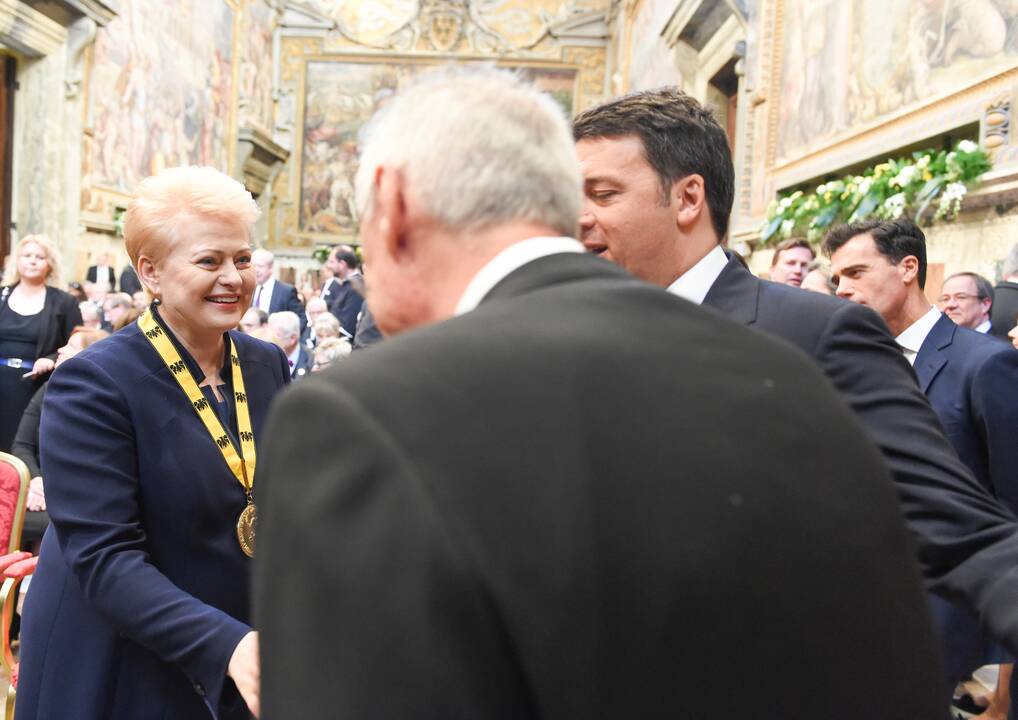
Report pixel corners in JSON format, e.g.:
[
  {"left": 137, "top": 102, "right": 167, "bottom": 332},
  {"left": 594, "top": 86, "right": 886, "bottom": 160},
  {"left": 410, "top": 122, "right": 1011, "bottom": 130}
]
[
  {"left": 753, "top": 280, "right": 890, "bottom": 349},
  {"left": 948, "top": 324, "right": 1015, "bottom": 370}
]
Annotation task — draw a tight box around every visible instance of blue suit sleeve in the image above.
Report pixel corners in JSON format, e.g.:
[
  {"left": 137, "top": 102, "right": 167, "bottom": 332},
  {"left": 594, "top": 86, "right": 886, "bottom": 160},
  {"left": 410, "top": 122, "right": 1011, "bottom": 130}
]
[
  {"left": 970, "top": 348, "right": 1018, "bottom": 516},
  {"left": 40, "top": 354, "right": 250, "bottom": 716}
]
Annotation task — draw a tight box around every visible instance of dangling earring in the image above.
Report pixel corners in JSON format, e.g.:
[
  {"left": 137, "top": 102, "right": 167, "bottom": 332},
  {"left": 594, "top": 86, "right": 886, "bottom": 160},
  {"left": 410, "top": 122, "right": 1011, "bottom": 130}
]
[{"left": 152, "top": 296, "right": 161, "bottom": 305}]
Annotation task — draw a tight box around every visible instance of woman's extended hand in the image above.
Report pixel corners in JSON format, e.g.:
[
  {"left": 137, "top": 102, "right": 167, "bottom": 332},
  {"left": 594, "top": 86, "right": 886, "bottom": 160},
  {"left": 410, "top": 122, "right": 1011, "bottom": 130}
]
[{"left": 228, "top": 631, "right": 260, "bottom": 718}]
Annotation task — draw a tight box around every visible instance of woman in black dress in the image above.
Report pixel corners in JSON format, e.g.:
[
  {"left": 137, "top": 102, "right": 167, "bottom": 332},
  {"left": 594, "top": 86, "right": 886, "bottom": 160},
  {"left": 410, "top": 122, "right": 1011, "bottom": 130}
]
[{"left": 0, "top": 235, "right": 81, "bottom": 451}]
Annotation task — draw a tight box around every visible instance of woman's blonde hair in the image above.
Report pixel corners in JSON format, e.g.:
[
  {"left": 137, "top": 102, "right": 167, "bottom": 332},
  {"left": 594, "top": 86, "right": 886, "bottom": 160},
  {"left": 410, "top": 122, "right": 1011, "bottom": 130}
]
[
  {"left": 123, "top": 166, "right": 260, "bottom": 272},
  {"left": 2, "top": 234, "right": 64, "bottom": 287}
]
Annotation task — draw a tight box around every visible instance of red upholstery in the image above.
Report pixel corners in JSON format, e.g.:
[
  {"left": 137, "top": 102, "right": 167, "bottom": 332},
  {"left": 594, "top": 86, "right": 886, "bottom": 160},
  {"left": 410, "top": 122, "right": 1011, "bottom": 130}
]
[{"left": 0, "top": 458, "right": 25, "bottom": 557}]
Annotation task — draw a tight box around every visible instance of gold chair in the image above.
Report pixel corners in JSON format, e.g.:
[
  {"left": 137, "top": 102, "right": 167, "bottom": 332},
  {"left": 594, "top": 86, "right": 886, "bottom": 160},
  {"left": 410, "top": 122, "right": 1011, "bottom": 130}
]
[{"left": 0, "top": 452, "right": 32, "bottom": 719}]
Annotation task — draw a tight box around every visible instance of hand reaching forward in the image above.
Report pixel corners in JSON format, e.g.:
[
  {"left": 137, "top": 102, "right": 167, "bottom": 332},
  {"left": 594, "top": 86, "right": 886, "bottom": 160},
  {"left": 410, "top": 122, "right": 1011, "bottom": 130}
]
[{"left": 228, "top": 631, "right": 260, "bottom": 718}]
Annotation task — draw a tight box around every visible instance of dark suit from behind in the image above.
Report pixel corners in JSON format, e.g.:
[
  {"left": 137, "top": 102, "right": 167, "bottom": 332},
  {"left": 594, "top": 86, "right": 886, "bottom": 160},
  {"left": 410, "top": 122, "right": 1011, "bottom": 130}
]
[
  {"left": 119, "top": 265, "right": 142, "bottom": 295},
  {"left": 328, "top": 274, "right": 364, "bottom": 336},
  {"left": 914, "top": 314, "right": 1018, "bottom": 679},
  {"left": 990, "top": 280, "right": 1018, "bottom": 340},
  {"left": 703, "top": 255, "right": 1018, "bottom": 656},
  {"left": 267, "top": 280, "right": 307, "bottom": 335},
  {"left": 256, "top": 253, "right": 942, "bottom": 720}
]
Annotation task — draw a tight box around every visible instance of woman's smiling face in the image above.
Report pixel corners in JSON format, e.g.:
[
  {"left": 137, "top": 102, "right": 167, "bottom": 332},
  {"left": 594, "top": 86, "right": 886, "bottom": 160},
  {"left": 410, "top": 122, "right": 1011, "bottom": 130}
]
[{"left": 147, "top": 216, "right": 255, "bottom": 336}]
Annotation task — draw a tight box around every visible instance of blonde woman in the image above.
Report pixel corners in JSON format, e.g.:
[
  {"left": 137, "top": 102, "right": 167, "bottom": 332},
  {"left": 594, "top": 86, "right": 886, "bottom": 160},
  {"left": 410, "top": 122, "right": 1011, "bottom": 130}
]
[
  {"left": 0, "top": 235, "right": 80, "bottom": 451},
  {"left": 17, "top": 167, "right": 289, "bottom": 719}
]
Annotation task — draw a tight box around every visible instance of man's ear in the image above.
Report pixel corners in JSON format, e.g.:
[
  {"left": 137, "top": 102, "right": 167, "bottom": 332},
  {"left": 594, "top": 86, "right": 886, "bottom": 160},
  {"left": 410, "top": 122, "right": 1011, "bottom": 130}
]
[
  {"left": 373, "top": 165, "right": 409, "bottom": 261},
  {"left": 899, "top": 255, "right": 920, "bottom": 285},
  {"left": 671, "top": 174, "right": 707, "bottom": 231}
]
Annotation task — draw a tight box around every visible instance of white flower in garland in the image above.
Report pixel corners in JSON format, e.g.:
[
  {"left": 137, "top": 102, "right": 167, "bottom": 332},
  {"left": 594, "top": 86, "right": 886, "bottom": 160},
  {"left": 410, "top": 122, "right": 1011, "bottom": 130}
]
[
  {"left": 937, "top": 182, "right": 967, "bottom": 220},
  {"left": 891, "top": 165, "right": 918, "bottom": 188},
  {"left": 858, "top": 178, "right": 873, "bottom": 196},
  {"left": 780, "top": 219, "right": 795, "bottom": 237},
  {"left": 882, "top": 192, "right": 907, "bottom": 219},
  {"left": 957, "top": 140, "right": 979, "bottom": 153}
]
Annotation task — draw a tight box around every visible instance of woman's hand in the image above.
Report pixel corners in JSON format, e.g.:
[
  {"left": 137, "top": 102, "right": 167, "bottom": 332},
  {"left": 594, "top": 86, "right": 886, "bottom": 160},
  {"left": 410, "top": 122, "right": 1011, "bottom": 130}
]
[
  {"left": 28, "top": 358, "right": 55, "bottom": 378},
  {"left": 228, "top": 630, "right": 260, "bottom": 718},
  {"left": 27, "top": 476, "right": 45, "bottom": 511}
]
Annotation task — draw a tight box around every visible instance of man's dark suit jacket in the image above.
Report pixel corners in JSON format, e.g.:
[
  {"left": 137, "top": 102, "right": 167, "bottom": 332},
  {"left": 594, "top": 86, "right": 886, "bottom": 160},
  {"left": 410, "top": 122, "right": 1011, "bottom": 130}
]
[
  {"left": 119, "top": 265, "right": 142, "bottom": 295},
  {"left": 990, "top": 280, "right": 1018, "bottom": 340},
  {"left": 328, "top": 274, "right": 364, "bottom": 336},
  {"left": 915, "top": 314, "right": 1018, "bottom": 679},
  {"left": 84, "top": 265, "right": 115, "bottom": 288},
  {"left": 351, "top": 302, "right": 382, "bottom": 350},
  {"left": 703, "top": 254, "right": 1018, "bottom": 656},
  {"left": 266, "top": 280, "right": 307, "bottom": 335},
  {"left": 318, "top": 277, "right": 340, "bottom": 308},
  {"left": 255, "top": 252, "right": 942, "bottom": 719},
  {"left": 290, "top": 344, "right": 313, "bottom": 380}
]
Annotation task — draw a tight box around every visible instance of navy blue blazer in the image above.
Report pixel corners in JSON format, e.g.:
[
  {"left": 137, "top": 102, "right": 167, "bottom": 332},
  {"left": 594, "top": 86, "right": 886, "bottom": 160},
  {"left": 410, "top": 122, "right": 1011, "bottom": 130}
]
[
  {"left": 915, "top": 314, "right": 1018, "bottom": 514},
  {"left": 267, "top": 280, "right": 307, "bottom": 335},
  {"left": 17, "top": 311, "right": 289, "bottom": 720},
  {"left": 328, "top": 275, "right": 364, "bottom": 337}
]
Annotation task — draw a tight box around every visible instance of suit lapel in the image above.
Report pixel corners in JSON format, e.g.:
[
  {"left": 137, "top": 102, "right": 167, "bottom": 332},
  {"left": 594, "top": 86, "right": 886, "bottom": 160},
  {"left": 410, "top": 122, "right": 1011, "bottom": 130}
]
[
  {"left": 702, "top": 254, "right": 760, "bottom": 326},
  {"left": 913, "top": 314, "right": 955, "bottom": 393}
]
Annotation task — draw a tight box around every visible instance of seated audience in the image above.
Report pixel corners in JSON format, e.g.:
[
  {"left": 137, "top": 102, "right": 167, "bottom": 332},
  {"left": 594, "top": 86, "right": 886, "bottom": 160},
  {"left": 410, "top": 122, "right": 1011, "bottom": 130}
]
[
  {"left": 268, "top": 310, "right": 312, "bottom": 380},
  {"left": 83, "top": 280, "right": 110, "bottom": 304},
  {"left": 102, "top": 292, "right": 134, "bottom": 330},
  {"left": 67, "top": 281, "right": 85, "bottom": 303},
  {"left": 800, "top": 261, "right": 836, "bottom": 295},
  {"left": 78, "top": 300, "right": 104, "bottom": 330},
  {"left": 240, "top": 307, "right": 268, "bottom": 334},
  {"left": 991, "top": 244, "right": 1018, "bottom": 340},
  {"left": 11, "top": 327, "right": 109, "bottom": 547},
  {"left": 768, "top": 238, "right": 815, "bottom": 287},
  {"left": 131, "top": 290, "right": 149, "bottom": 311},
  {"left": 311, "top": 312, "right": 341, "bottom": 343},
  {"left": 302, "top": 297, "right": 331, "bottom": 348},
  {"left": 311, "top": 336, "right": 351, "bottom": 372},
  {"left": 938, "top": 271, "right": 994, "bottom": 333}
]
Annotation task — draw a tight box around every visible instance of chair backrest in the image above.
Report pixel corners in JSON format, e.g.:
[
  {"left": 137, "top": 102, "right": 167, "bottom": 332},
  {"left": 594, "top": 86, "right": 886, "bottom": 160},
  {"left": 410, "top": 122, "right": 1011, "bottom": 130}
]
[{"left": 0, "top": 453, "right": 29, "bottom": 556}]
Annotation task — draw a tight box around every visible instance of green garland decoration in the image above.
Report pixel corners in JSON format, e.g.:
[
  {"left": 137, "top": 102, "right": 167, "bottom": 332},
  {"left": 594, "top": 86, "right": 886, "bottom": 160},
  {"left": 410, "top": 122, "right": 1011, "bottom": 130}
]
[{"left": 760, "top": 140, "right": 992, "bottom": 245}]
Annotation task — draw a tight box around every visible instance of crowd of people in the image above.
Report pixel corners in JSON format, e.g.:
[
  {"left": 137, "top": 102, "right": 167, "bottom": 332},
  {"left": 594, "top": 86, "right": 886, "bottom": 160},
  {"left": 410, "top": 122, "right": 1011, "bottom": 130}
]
[{"left": 1, "top": 68, "right": 1018, "bottom": 719}]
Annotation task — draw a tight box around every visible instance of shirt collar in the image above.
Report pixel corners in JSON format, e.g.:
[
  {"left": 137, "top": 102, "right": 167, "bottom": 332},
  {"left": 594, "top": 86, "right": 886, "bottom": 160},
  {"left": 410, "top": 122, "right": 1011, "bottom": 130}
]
[
  {"left": 975, "top": 319, "right": 992, "bottom": 334},
  {"left": 665, "top": 245, "right": 729, "bottom": 305},
  {"left": 895, "top": 306, "right": 941, "bottom": 356},
  {"left": 454, "top": 236, "right": 584, "bottom": 316}
]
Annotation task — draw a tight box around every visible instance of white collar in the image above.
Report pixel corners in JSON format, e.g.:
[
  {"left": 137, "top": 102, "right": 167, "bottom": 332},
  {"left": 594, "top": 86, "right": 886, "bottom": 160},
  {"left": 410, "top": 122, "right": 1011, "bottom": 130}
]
[
  {"left": 286, "top": 344, "right": 302, "bottom": 368},
  {"left": 454, "top": 236, "right": 584, "bottom": 316},
  {"left": 975, "top": 319, "right": 992, "bottom": 334},
  {"left": 896, "top": 306, "right": 942, "bottom": 356},
  {"left": 665, "top": 245, "right": 729, "bottom": 305},
  {"left": 259, "top": 277, "right": 276, "bottom": 291}
]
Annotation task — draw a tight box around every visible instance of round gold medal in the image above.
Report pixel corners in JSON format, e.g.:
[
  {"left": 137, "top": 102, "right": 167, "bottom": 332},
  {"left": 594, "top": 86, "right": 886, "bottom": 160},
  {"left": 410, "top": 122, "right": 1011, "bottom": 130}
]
[{"left": 237, "top": 502, "right": 257, "bottom": 558}]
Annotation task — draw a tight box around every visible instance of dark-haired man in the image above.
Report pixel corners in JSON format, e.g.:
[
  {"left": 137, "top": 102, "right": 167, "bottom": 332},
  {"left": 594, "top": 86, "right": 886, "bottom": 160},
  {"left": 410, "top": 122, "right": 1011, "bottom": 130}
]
[
  {"left": 825, "top": 219, "right": 1018, "bottom": 692},
  {"left": 327, "top": 246, "right": 364, "bottom": 337},
  {"left": 938, "top": 271, "right": 994, "bottom": 333},
  {"left": 769, "top": 238, "right": 815, "bottom": 287},
  {"left": 573, "top": 88, "right": 1018, "bottom": 658}
]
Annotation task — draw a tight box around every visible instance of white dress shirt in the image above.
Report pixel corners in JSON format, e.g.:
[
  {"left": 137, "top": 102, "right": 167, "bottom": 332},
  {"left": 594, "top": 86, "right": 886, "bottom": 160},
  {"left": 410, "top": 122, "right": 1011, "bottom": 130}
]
[
  {"left": 253, "top": 277, "right": 276, "bottom": 312},
  {"left": 665, "top": 245, "right": 729, "bottom": 306},
  {"left": 975, "top": 319, "right": 991, "bottom": 334},
  {"left": 95, "top": 265, "right": 112, "bottom": 288},
  {"left": 454, "top": 236, "right": 585, "bottom": 316},
  {"left": 895, "top": 306, "right": 942, "bottom": 366}
]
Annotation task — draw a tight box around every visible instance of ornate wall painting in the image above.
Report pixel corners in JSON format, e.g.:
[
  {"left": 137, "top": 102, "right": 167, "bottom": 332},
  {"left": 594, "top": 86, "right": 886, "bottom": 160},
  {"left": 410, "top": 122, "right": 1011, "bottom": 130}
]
[
  {"left": 777, "top": 0, "right": 1018, "bottom": 166},
  {"left": 238, "top": 0, "right": 276, "bottom": 132},
  {"left": 84, "top": 0, "right": 236, "bottom": 195},
  {"left": 626, "top": 0, "right": 682, "bottom": 92},
  {"left": 298, "top": 57, "right": 577, "bottom": 236}
]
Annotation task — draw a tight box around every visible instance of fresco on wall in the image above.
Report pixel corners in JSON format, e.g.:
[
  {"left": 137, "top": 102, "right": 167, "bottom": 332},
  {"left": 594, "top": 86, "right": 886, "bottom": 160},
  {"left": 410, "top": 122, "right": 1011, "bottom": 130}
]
[
  {"left": 627, "top": 0, "right": 682, "bottom": 91},
  {"left": 86, "top": 0, "right": 235, "bottom": 193},
  {"left": 299, "top": 59, "right": 577, "bottom": 234},
  {"left": 778, "top": 0, "right": 1018, "bottom": 163},
  {"left": 239, "top": 0, "right": 275, "bottom": 131}
]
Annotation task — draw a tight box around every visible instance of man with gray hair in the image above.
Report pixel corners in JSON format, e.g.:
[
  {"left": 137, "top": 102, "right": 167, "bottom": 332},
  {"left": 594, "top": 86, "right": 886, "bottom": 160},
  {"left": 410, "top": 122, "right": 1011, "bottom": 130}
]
[
  {"left": 254, "top": 68, "right": 941, "bottom": 719},
  {"left": 267, "top": 310, "right": 311, "bottom": 380},
  {"left": 991, "top": 243, "right": 1018, "bottom": 339},
  {"left": 938, "top": 271, "right": 994, "bottom": 333}
]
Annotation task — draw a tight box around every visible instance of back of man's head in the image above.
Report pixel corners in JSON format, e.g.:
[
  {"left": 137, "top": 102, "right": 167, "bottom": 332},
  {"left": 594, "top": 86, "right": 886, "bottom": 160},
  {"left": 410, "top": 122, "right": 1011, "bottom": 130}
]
[
  {"left": 572, "top": 88, "right": 734, "bottom": 241},
  {"left": 823, "top": 219, "right": 928, "bottom": 289},
  {"left": 355, "top": 67, "right": 581, "bottom": 238},
  {"left": 1003, "top": 243, "right": 1018, "bottom": 281}
]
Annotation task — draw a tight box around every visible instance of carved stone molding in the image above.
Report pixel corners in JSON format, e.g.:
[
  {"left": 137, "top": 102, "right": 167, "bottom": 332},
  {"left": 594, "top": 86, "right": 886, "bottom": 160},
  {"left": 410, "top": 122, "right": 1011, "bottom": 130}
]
[
  {"left": 237, "top": 125, "right": 290, "bottom": 197},
  {"left": 0, "top": 0, "right": 68, "bottom": 57},
  {"left": 982, "top": 96, "right": 1011, "bottom": 154}
]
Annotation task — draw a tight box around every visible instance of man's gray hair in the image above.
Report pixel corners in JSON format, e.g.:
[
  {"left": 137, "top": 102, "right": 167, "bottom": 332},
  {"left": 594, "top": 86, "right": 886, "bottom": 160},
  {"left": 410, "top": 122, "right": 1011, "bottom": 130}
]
[
  {"left": 268, "top": 311, "right": 300, "bottom": 338},
  {"left": 1004, "top": 243, "right": 1018, "bottom": 280},
  {"left": 355, "top": 67, "right": 582, "bottom": 237}
]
